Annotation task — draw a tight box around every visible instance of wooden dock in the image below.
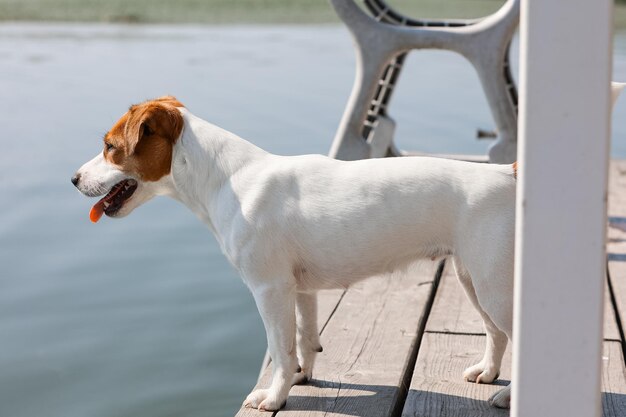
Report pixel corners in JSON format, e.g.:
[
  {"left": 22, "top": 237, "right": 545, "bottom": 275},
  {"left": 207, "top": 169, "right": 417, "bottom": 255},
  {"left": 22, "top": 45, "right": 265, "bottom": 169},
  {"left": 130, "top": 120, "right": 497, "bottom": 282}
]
[{"left": 235, "top": 160, "right": 626, "bottom": 417}]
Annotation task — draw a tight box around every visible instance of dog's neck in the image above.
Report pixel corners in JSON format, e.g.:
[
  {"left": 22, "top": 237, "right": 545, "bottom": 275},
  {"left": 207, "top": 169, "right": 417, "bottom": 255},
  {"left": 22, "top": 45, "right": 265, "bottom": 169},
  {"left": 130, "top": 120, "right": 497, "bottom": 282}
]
[{"left": 169, "top": 109, "right": 268, "bottom": 230}]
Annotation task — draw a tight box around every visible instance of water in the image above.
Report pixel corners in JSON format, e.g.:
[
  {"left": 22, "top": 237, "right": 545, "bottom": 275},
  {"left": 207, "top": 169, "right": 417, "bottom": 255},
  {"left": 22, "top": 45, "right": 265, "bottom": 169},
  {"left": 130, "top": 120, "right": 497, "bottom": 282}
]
[{"left": 1, "top": 23, "right": 626, "bottom": 417}]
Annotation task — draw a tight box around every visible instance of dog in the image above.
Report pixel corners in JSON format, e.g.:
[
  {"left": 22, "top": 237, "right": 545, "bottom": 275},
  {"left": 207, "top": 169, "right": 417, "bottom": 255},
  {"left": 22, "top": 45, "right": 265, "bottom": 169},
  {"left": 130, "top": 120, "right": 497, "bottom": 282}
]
[{"left": 73, "top": 96, "right": 519, "bottom": 410}]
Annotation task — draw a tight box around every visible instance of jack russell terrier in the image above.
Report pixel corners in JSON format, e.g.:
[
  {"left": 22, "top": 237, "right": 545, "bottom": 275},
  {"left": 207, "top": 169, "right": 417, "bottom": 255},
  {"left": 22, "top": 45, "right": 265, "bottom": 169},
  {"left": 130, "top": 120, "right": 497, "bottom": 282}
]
[{"left": 73, "top": 88, "right": 619, "bottom": 411}]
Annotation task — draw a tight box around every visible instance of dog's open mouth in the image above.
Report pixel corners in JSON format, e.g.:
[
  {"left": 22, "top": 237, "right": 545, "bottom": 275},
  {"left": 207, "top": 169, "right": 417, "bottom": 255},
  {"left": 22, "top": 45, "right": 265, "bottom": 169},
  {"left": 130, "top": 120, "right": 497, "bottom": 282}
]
[{"left": 89, "top": 179, "right": 138, "bottom": 223}]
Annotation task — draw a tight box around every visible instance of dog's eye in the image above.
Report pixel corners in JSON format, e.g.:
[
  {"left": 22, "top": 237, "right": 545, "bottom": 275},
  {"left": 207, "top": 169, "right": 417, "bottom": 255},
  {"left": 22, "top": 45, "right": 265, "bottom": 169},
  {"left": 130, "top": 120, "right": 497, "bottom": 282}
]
[{"left": 105, "top": 142, "right": 115, "bottom": 151}]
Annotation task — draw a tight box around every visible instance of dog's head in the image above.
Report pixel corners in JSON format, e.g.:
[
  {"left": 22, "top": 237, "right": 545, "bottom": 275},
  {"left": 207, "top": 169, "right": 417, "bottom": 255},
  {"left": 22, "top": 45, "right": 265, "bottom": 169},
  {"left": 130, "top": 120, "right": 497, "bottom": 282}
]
[{"left": 72, "top": 96, "right": 184, "bottom": 222}]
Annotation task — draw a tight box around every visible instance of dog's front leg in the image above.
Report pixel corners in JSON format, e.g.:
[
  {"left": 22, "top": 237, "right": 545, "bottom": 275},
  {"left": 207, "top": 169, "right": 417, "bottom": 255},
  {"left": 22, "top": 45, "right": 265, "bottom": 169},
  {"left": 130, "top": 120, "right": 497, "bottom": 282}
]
[
  {"left": 244, "top": 282, "right": 297, "bottom": 411},
  {"left": 293, "top": 292, "right": 322, "bottom": 385}
]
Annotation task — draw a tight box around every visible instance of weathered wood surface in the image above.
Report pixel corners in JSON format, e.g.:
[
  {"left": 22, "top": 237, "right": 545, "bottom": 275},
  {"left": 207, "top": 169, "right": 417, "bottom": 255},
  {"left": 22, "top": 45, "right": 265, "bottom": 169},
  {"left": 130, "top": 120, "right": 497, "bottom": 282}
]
[
  {"left": 605, "top": 282, "right": 622, "bottom": 342},
  {"left": 276, "top": 269, "right": 436, "bottom": 417},
  {"left": 403, "top": 333, "right": 512, "bottom": 417},
  {"left": 404, "top": 337, "right": 626, "bottom": 417},
  {"left": 607, "top": 160, "right": 626, "bottom": 346},
  {"left": 427, "top": 256, "right": 620, "bottom": 341},
  {"left": 256, "top": 289, "right": 346, "bottom": 380},
  {"left": 404, "top": 259, "right": 511, "bottom": 417},
  {"left": 235, "top": 160, "right": 626, "bottom": 416},
  {"left": 317, "top": 290, "right": 347, "bottom": 331},
  {"left": 235, "top": 263, "right": 441, "bottom": 417},
  {"left": 601, "top": 342, "right": 626, "bottom": 417},
  {"left": 602, "top": 160, "right": 626, "bottom": 417},
  {"left": 238, "top": 289, "right": 345, "bottom": 417},
  {"left": 404, "top": 256, "right": 625, "bottom": 417},
  {"left": 425, "top": 263, "right": 484, "bottom": 335}
]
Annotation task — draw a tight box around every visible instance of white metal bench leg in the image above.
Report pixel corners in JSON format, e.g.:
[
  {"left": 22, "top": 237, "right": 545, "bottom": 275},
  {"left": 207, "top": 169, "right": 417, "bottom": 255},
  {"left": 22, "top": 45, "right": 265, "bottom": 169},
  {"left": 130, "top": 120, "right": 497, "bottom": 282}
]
[{"left": 329, "top": 0, "right": 519, "bottom": 163}]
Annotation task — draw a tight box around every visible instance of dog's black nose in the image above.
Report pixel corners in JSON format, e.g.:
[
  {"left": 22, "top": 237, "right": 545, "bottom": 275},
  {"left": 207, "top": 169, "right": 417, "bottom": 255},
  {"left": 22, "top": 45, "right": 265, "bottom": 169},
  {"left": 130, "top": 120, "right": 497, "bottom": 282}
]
[{"left": 71, "top": 174, "right": 80, "bottom": 187}]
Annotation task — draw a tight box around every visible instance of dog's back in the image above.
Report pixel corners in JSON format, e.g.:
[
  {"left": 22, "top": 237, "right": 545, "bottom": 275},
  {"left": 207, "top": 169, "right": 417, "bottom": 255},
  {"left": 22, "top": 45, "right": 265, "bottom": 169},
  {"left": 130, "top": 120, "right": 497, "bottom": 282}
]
[{"left": 225, "top": 154, "right": 516, "bottom": 290}]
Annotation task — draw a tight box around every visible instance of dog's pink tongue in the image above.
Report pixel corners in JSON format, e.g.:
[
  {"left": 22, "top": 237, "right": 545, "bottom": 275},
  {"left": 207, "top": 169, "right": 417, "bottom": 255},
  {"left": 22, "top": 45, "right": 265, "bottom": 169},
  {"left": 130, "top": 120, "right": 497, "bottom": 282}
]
[{"left": 89, "top": 201, "right": 104, "bottom": 223}]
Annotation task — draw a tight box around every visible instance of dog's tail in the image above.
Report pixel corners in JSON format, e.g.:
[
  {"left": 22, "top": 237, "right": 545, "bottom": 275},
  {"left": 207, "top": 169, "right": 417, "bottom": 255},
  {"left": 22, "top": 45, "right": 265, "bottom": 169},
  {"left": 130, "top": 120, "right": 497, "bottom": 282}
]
[
  {"left": 512, "top": 161, "right": 518, "bottom": 179},
  {"left": 612, "top": 81, "right": 626, "bottom": 106}
]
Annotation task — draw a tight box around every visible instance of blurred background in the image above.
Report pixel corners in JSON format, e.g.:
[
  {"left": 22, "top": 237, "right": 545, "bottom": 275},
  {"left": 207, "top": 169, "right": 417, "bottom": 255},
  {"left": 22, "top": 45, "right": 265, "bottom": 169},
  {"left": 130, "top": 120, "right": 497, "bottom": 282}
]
[{"left": 1, "top": 1, "right": 626, "bottom": 417}]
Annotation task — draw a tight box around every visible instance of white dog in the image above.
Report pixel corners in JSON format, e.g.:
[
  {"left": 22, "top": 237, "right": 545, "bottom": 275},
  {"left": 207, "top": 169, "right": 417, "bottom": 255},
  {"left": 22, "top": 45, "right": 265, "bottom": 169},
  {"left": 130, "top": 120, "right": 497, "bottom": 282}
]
[{"left": 73, "top": 96, "right": 519, "bottom": 410}]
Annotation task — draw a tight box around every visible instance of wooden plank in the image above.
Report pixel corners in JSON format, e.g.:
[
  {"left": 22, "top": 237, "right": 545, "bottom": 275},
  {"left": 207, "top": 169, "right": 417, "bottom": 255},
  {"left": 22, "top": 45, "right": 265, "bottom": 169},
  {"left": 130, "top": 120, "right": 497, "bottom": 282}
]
[
  {"left": 601, "top": 341, "right": 626, "bottom": 417},
  {"left": 234, "top": 262, "right": 441, "bottom": 417},
  {"left": 313, "top": 289, "right": 347, "bottom": 333},
  {"left": 239, "top": 289, "right": 345, "bottom": 417},
  {"left": 608, "top": 160, "right": 626, "bottom": 346},
  {"left": 607, "top": 255, "right": 626, "bottom": 343},
  {"left": 277, "top": 268, "right": 437, "bottom": 417},
  {"left": 402, "top": 333, "right": 512, "bottom": 417},
  {"left": 426, "top": 258, "right": 620, "bottom": 341},
  {"left": 604, "top": 281, "right": 622, "bottom": 342},
  {"left": 256, "top": 289, "right": 346, "bottom": 381},
  {"left": 402, "top": 335, "right": 626, "bottom": 417},
  {"left": 425, "top": 262, "right": 484, "bottom": 335},
  {"left": 406, "top": 255, "right": 511, "bottom": 416}
]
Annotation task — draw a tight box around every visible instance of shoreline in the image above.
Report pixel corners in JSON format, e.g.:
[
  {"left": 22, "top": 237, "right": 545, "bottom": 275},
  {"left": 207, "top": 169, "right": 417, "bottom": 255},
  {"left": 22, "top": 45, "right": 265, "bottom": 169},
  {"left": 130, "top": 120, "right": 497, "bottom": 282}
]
[{"left": 2, "top": 1, "right": 626, "bottom": 29}]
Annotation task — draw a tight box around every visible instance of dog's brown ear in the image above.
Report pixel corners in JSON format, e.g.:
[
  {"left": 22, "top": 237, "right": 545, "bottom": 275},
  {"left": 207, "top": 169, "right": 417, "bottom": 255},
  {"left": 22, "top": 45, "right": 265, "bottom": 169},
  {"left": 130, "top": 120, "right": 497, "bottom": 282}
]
[
  {"left": 125, "top": 101, "right": 184, "bottom": 181},
  {"left": 126, "top": 101, "right": 183, "bottom": 155}
]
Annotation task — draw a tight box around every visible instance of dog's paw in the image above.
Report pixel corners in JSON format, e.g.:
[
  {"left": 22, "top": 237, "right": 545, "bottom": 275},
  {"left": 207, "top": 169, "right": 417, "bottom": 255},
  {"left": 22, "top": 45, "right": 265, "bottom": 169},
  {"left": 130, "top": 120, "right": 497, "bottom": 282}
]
[
  {"left": 488, "top": 385, "right": 511, "bottom": 409},
  {"left": 243, "top": 389, "right": 268, "bottom": 410},
  {"left": 243, "top": 389, "right": 286, "bottom": 411},
  {"left": 463, "top": 362, "right": 499, "bottom": 384},
  {"left": 259, "top": 394, "right": 286, "bottom": 411}
]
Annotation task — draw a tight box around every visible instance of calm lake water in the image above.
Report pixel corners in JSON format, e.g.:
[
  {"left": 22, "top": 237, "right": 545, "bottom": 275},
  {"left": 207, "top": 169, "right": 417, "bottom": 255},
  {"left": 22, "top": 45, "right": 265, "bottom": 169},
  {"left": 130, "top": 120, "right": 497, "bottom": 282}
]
[{"left": 2, "top": 23, "right": 626, "bottom": 417}]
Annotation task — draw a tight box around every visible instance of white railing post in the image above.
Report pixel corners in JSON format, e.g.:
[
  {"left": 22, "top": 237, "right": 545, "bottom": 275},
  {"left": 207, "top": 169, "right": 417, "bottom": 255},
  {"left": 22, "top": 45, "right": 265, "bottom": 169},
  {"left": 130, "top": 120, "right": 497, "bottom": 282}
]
[{"left": 512, "top": 1, "right": 613, "bottom": 417}]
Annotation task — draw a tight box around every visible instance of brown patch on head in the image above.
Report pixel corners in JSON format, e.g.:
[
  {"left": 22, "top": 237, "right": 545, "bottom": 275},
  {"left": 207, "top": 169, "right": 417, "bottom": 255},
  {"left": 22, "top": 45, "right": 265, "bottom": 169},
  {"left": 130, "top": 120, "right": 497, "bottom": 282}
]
[
  {"left": 103, "top": 96, "right": 184, "bottom": 182},
  {"left": 512, "top": 161, "right": 518, "bottom": 179}
]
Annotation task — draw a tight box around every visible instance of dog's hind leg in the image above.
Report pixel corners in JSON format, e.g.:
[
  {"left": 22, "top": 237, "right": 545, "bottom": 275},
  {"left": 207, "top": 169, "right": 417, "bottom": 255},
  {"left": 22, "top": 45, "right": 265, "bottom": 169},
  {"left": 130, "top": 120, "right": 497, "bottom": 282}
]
[
  {"left": 243, "top": 280, "right": 298, "bottom": 411},
  {"left": 292, "top": 291, "right": 322, "bottom": 385},
  {"left": 452, "top": 256, "right": 508, "bottom": 385}
]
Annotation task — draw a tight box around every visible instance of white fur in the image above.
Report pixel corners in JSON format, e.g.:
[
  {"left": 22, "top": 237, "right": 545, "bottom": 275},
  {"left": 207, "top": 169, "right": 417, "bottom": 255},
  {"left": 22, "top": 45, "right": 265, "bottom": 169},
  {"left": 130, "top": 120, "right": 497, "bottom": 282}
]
[
  {"left": 76, "top": 153, "right": 127, "bottom": 197},
  {"left": 76, "top": 108, "right": 518, "bottom": 410}
]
